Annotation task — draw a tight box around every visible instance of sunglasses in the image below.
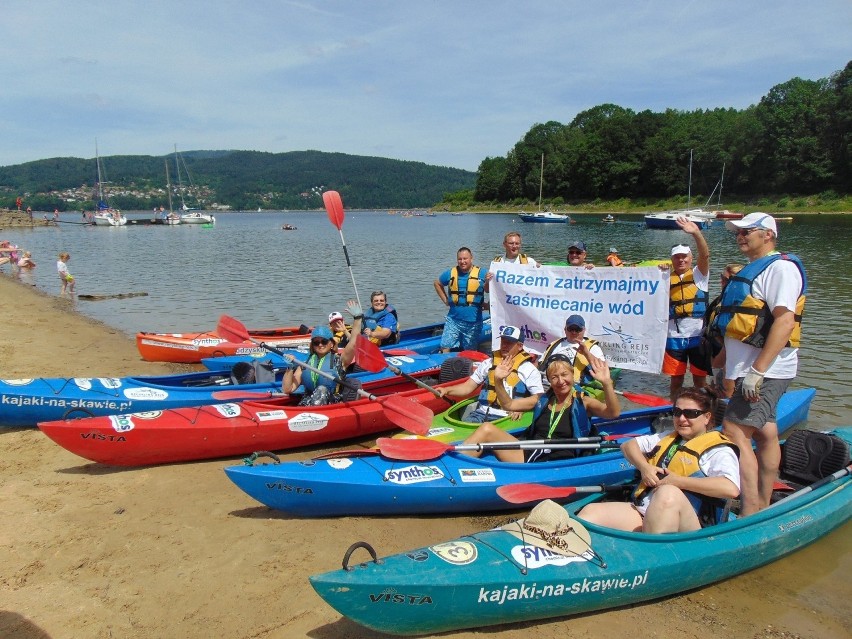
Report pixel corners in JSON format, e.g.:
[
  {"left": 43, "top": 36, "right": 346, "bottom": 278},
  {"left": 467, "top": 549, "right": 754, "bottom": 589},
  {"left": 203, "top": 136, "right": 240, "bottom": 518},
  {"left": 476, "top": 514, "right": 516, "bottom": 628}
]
[
  {"left": 672, "top": 407, "right": 707, "bottom": 419},
  {"left": 734, "top": 227, "right": 762, "bottom": 237},
  {"left": 311, "top": 338, "right": 331, "bottom": 346},
  {"left": 566, "top": 325, "right": 583, "bottom": 332},
  {"left": 567, "top": 249, "right": 584, "bottom": 255}
]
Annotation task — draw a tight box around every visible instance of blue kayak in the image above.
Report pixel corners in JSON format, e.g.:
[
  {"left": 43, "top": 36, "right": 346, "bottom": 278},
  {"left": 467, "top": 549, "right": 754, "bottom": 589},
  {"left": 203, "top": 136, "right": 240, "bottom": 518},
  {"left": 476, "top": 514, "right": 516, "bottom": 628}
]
[
  {"left": 224, "top": 388, "right": 816, "bottom": 517},
  {"left": 0, "top": 351, "right": 456, "bottom": 428},
  {"left": 309, "top": 427, "right": 850, "bottom": 635},
  {"left": 202, "top": 318, "right": 492, "bottom": 372}
]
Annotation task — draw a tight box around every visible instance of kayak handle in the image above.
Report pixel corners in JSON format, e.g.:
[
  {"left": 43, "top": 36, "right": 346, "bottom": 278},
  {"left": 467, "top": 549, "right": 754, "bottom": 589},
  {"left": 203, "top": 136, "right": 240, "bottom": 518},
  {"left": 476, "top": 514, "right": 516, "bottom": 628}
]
[
  {"left": 241, "top": 451, "right": 281, "bottom": 466},
  {"left": 342, "top": 541, "right": 384, "bottom": 571}
]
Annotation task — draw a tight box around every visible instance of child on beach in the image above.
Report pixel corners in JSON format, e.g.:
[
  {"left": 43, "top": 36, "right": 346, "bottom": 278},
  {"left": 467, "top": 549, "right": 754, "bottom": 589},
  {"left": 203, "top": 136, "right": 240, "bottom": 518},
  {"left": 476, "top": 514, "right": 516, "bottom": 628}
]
[
  {"left": 57, "top": 252, "right": 75, "bottom": 294},
  {"left": 17, "top": 251, "right": 36, "bottom": 269}
]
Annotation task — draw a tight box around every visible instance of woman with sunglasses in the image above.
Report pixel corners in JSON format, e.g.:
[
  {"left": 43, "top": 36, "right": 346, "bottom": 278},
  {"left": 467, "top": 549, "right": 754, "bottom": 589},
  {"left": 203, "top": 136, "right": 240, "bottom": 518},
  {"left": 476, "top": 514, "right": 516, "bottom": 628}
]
[
  {"left": 455, "top": 350, "right": 619, "bottom": 463},
  {"left": 578, "top": 387, "right": 740, "bottom": 533},
  {"left": 282, "top": 300, "right": 363, "bottom": 405}
]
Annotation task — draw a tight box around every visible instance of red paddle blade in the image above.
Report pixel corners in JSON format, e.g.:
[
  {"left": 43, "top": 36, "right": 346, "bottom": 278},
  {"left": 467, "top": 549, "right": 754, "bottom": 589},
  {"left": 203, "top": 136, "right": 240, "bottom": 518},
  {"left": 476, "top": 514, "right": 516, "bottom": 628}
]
[
  {"left": 496, "top": 483, "right": 578, "bottom": 504},
  {"left": 322, "top": 190, "right": 345, "bottom": 230},
  {"left": 376, "top": 437, "right": 451, "bottom": 461},
  {"left": 312, "top": 448, "right": 381, "bottom": 460},
  {"left": 619, "top": 390, "right": 671, "bottom": 407},
  {"left": 353, "top": 335, "right": 387, "bottom": 373},
  {"left": 217, "top": 315, "right": 251, "bottom": 343},
  {"left": 378, "top": 395, "right": 434, "bottom": 436}
]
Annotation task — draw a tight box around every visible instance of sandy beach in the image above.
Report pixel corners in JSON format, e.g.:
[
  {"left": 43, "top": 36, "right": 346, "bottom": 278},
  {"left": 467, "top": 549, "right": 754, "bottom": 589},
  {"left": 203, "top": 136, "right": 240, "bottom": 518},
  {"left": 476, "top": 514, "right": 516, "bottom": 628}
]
[{"left": 0, "top": 274, "right": 849, "bottom": 639}]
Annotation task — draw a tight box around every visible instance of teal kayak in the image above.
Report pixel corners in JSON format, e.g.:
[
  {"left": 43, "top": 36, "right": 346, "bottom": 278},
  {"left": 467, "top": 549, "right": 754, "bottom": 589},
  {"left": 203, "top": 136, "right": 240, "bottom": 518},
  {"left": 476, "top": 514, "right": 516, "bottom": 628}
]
[{"left": 309, "top": 427, "right": 851, "bottom": 635}]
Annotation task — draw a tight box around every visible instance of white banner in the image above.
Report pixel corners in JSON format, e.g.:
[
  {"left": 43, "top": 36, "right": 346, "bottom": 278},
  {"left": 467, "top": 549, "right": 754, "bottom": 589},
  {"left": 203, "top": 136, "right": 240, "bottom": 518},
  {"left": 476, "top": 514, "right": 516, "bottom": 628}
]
[{"left": 488, "top": 263, "right": 669, "bottom": 373}]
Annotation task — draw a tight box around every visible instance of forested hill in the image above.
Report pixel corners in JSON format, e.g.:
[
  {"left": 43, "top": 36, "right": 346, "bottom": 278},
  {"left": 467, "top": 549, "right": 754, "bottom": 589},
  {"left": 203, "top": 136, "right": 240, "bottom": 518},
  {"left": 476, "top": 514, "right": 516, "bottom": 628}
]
[{"left": 0, "top": 150, "right": 476, "bottom": 211}]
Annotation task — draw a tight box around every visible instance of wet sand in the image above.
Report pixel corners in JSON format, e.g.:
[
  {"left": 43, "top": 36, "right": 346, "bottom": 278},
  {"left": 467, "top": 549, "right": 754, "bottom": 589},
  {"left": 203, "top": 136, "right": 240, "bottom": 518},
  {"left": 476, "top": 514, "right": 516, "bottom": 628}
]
[{"left": 0, "top": 274, "right": 849, "bottom": 639}]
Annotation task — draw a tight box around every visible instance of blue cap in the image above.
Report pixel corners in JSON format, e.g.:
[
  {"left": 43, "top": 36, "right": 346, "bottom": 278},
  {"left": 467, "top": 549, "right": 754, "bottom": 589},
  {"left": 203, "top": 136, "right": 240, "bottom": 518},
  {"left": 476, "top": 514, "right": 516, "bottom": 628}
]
[
  {"left": 568, "top": 241, "right": 587, "bottom": 252},
  {"left": 565, "top": 315, "right": 586, "bottom": 329},
  {"left": 311, "top": 326, "right": 333, "bottom": 340}
]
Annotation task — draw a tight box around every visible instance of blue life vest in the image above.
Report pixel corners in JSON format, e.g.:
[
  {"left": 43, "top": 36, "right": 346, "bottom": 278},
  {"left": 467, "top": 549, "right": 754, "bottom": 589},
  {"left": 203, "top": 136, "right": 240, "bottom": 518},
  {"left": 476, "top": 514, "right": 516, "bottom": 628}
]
[
  {"left": 363, "top": 304, "right": 399, "bottom": 345},
  {"left": 711, "top": 252, "right": 807, "bottom": 349},
  {"left": 301, "top": 353, "right": 342, "bottom": 394},
  {"left": 525, "top": 386, "right": 592, "bottom": 439}
]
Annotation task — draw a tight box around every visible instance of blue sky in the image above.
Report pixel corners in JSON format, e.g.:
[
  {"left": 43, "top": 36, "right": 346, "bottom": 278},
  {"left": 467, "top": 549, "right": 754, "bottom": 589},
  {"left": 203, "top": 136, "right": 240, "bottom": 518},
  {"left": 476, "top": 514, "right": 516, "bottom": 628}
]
[{"left": 2, "top": 1, "right": 849, "bottom": 171}]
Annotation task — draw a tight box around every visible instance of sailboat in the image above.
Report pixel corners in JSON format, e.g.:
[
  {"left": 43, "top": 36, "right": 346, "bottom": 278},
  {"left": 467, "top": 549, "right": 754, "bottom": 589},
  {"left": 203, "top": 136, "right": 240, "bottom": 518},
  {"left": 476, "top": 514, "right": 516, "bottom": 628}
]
[
  {"left": 518, "top": 154, "right": 570, "bottom": 223},
  {"left": 91, "top": 143, "right": 127, "bottom": 227},
  {"left": 153, "top": 160, "right": 181, "bottom": 225},
  {"left": 644, "top": 150, "right": 712, "bottom": 230},
  {"left": 174, "top": 146, "right": 215, "bottom": 225}
]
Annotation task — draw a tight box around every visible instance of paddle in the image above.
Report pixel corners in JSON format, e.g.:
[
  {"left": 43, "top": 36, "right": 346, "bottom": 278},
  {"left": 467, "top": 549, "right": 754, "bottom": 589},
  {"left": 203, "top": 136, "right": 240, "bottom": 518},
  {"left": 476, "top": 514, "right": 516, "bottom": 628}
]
[
  {"left": 497, "top": 483, "right": 627, "bottom": 504},
  {"left": 613, "top": 389, "right": 671, "bottom": 407},
  {"left": 376, "top": 436, "right": 623, "bottom": 461},
  {"left": 496, "top": 478, "right": 801, "bottom": 507},
  {"left": 323, "top": 190, "right": 363, "bottom": 310},
  {"left": 765, "top": 465, "right": 851, "bottom": 510},
  {"left": 216, "top": 315, "right": 433, "bottom": 435},
  {"left": 354, "top": 335, "right": 453, "bottom": 404}
]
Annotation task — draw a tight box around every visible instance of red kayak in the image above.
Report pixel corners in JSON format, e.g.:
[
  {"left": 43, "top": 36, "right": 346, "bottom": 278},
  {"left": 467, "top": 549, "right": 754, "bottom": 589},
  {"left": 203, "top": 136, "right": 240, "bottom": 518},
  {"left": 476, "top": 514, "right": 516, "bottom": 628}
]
[
  {"left": 136, "top": 326, "right": 313, "bottom": 363},
  {"left": 38, "top": 353, "right": 484, "bottom": 466}
]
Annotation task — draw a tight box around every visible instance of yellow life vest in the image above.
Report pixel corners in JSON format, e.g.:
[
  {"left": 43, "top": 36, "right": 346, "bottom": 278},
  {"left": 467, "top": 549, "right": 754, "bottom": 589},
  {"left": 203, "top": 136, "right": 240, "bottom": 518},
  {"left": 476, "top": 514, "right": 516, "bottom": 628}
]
[
  {"left": 540, "top": 337, "right": 599, "bottom": 385},
  {"left": 632, "top": 430, "right": 736, "bottom": 503},
  {"left": 481, "top": 350, "right": 534, "bottom": 407},
  {"left": 713, "top": 252, "right": 807, "bottom": 349},
  {"left": 449, "top": 265, "right": 484, "bottom": 307},
  {"left": 669, "top": 269, "right": 708, "bottom": 319}
]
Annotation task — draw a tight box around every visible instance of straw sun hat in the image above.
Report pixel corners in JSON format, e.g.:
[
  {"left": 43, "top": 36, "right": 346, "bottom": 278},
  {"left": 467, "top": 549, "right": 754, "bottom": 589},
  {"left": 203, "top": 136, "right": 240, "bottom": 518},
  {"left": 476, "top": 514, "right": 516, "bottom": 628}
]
[{"left": 500, "top": 499, "right": 592, "bottom": 557}]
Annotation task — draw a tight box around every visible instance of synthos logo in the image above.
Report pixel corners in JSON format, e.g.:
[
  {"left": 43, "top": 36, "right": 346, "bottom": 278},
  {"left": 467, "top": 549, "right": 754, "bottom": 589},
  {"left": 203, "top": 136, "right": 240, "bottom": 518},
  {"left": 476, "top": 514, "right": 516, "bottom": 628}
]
[
  {"left": 497, "top": 324, "right": 548, "bottom": 344},
  {"left": 368, "top": 588, "right": 433, "bottom": 605},
  {"left": 384, "top": 465, "right": 445, "bottom": 485}
]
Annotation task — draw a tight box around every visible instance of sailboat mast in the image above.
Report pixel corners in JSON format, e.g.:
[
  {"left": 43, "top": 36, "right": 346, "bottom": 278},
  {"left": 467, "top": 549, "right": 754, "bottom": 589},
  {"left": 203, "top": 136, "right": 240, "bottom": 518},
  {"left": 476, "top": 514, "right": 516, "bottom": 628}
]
[
  {"left": 718, "top": 162, "right": 725, "bottom": 206},
  {"left": 174, "top": 144, "right": 187, "bottom": 210},
  {"left": 687, "top": 149, "right": 693, "bottom": 209},
  {"left": 538, "top": 153, "right": 544, "bottom": 212},
  {"left": 95, "top": 140, "right": 105, "bottom": 202},
  {"left": 165, "top": 160, "right": 174, "bottom": 212}
]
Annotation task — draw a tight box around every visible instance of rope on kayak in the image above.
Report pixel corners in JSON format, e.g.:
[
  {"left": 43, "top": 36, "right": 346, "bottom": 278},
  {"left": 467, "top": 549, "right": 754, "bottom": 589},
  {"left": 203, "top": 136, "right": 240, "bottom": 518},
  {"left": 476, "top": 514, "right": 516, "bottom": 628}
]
[
  {"left": 241, "top": 451, "right": 281, "bottom": 466},
  {"left": 341, "top": 541, "right": 383, "bottom": 571}
]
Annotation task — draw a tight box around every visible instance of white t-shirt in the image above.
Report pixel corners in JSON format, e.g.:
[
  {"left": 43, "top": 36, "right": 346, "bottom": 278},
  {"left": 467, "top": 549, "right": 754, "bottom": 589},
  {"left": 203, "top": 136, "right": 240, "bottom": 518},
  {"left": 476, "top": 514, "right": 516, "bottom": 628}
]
[
  {"left": 634, "top": 432, "right": 740, "bottom": 515},
  {"left": 57, "top": 260, "right": 68, "bottom": 277},
  {"left": 667, "top": 266, "right": 709, "bottom": 339},
  {"left": 492, "top": 255, "right": 540, "bottom": 267},
  {"left": 724, "top": 257, "right": 802, "bottom": 380},
  {"left": 470, "top": 355, "right": 544, "bottom": 418}
]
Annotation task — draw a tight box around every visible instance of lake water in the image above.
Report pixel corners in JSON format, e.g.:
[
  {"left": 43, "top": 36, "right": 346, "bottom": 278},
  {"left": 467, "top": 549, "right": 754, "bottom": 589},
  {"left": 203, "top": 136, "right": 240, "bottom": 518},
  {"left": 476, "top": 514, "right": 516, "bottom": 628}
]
[{"left": 2, "top": 209, "right": 850, "bottom": 427}]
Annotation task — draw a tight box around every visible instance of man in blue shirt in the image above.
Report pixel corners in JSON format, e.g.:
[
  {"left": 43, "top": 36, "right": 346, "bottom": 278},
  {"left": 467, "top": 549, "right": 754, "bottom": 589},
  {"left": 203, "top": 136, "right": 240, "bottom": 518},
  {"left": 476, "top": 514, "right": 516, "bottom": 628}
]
[{"left": 434, "top": 246, "right": 485, "bottom": 352}]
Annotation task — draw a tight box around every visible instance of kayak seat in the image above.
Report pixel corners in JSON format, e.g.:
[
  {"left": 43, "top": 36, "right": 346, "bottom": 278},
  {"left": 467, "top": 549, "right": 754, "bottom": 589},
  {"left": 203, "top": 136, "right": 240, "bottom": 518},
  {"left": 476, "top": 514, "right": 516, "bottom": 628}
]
[
  {"left": 438, "top": 356, "right": 473, "bottom": 384},
  {"left": 230, "top": 360, "right": 276, "bottom": 385},
  {"left": 339, "top": 378, "right": 363, "bottom": 403},
  {"left": 779, "top": 429, "right": 850, "bottom": 485}
]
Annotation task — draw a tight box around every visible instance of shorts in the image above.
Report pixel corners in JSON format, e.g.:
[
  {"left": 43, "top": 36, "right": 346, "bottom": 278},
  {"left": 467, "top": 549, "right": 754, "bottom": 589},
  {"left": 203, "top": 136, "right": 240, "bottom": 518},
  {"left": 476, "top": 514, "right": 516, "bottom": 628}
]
[
  {"left": 724, "top": 377, "right": 791, "bottom": 429},
  {"left": 440, "top": 315, "right": 481, "bottom": 351},
  {"left": 663, "top": 339, "right": 711, "bottom": 377}
]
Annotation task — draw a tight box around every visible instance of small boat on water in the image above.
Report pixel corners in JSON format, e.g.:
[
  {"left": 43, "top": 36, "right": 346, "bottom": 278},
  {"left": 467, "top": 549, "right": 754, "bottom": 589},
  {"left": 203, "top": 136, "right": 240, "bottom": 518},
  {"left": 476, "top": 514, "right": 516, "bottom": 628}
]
[
  {"left": 223, "top": 388, "right": 814, "bottom": 517},
  {"left": 91, "top": 146, "right": 127, "bottom": 226},
  {"left": 282, "top": 224, "right": 298, "bottom": 230},
  {"left": 309, "top": 426, "right": 851, "bottom": 635},
  {"left": 644, "top": 210, "right": 712, "bottom": 229},
  {"left": 601, "top": 214, "right": 615, "bottom": 223},
  {"left": 180, "top": 210, "right": 216, "bottom": 224},
  {"left": 38, "top": 353, "right": 486, "bottom": 466},
  {"left": 519, "top": 211, "right": 571, "bottom": 223}
]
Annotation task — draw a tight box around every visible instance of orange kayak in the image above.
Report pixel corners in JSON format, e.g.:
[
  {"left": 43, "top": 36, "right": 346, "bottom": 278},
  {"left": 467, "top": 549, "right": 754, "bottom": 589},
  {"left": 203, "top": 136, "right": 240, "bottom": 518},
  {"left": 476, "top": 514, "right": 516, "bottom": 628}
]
[{"left": 136, "top": 326, "right": 312, "bottom": 363}]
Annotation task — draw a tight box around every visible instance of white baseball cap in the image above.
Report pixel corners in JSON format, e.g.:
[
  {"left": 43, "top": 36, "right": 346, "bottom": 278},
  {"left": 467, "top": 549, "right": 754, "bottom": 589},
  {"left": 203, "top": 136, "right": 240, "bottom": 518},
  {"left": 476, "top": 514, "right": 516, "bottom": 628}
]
[
  {"left": 671, "top": 244, "right": 692, "bottom": 256},
  {"left": 328, "top": 312, "right": 344, "bottom": 322},
  {"left": 725, "top": 212, "right": 778, "bottom": 238}
]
